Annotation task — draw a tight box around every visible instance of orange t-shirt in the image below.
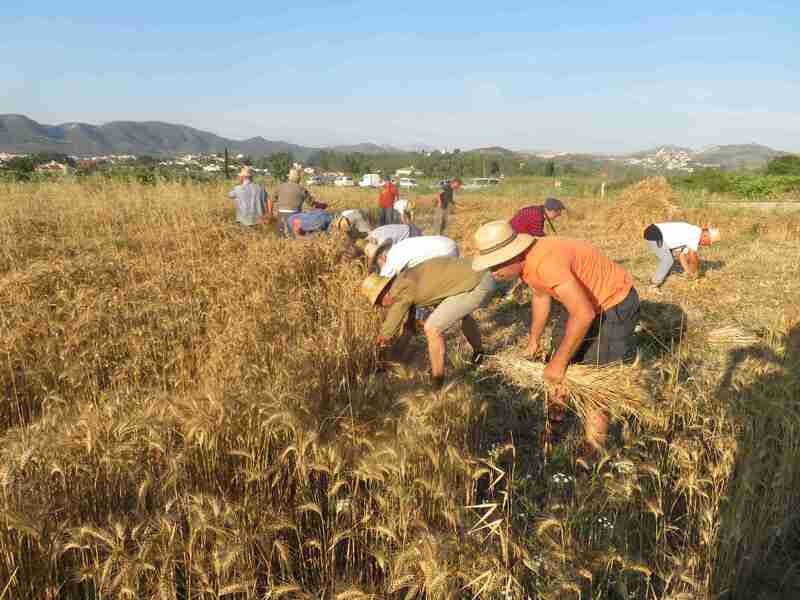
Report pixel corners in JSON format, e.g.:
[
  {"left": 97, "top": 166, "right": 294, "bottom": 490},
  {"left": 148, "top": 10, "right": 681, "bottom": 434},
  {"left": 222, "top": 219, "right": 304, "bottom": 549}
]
[{"left": 522, "top": 238, "right": 633, "bottom": 313}]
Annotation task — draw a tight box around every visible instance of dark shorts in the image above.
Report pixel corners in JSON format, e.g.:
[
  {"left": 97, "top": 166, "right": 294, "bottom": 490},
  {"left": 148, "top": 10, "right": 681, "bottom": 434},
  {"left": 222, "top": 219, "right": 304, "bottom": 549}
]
[{"left": 551, "top": 287, "right": 640, "bottom": 366}]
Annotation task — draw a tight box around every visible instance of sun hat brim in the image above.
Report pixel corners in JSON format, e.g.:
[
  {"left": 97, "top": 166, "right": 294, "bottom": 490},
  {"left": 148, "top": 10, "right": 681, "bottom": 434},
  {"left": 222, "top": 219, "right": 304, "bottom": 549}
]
[
  {"left": 472, "top": 233, "right": 535, "bottom": 271},
  {"left": 363, "top": 276, "right": 394, "bottom": 306}
]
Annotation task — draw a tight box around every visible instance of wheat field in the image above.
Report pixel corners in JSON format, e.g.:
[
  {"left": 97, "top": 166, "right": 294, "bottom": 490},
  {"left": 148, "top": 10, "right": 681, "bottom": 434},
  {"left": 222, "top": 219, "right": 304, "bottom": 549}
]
[{"left": 0, "top": 177, "right": 799, "bottom": 599}]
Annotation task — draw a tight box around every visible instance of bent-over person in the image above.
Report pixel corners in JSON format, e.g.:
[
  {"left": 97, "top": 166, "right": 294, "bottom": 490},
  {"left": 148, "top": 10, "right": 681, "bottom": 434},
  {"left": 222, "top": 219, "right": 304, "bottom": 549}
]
[
  {"left": 288, "top": 209, "right": 333, "bottom": 237},
  {"left": 643, "top": 222, "right": 721, "bottom": 289},
  {"left": 370, "top": 235, "right": 459, "bottom": 277},
  {"left": 509, "top": 197, "right": 566, "bottom": 237},
  {"left": 368, "top": 223, "right": 422, "bottom": 246},
  {"left": 394, "top": 198, "right": 415, "bottom": 224},
  {"left": 361, "top": 256, "right": 495, "bottom": 388},
  {"left": 473, "top": 221, "right": 640, "bottom": 453},
  {"left": 333, "top": 209, "right": 372, "bottom": 239},
  {"left": 504, "top": 198, "right": 567, "bottom": 300}
]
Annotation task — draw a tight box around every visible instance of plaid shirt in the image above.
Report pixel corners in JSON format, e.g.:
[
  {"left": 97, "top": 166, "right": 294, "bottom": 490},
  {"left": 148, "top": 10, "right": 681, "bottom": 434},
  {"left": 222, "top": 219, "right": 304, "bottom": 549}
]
[{"left": 509, "top": 205, "right": 547, "bottom": 237}]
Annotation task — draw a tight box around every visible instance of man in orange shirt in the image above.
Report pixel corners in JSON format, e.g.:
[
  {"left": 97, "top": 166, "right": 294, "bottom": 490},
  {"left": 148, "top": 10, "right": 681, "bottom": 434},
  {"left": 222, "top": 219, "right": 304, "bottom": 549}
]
[
  {"left": 378, "top": 175, "right": 400, "bottom": 226},
  {"left": 472, "top": 221, "right": 640, "bottom": 451}
]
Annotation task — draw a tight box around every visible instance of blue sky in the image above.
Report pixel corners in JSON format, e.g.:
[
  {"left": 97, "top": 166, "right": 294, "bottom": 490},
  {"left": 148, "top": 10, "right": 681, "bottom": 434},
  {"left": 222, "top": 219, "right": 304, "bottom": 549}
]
[{"left": 2, "top": 1, "right": 799, "bottom": 152}]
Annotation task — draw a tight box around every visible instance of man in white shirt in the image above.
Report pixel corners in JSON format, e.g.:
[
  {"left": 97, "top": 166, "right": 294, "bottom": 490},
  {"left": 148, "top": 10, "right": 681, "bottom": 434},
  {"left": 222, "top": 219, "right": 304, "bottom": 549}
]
[
  {"left": 393, "top": 198, "right": 414, "bottom": 224},
  {"left": 368, "top": 223, "right": 422, "bottom": 246},
  {"left": 644, "top": 222, "right": 721, "bottom": 288},
  {"left": 373, "top": 235, "right": 459, "bottom": 278}
]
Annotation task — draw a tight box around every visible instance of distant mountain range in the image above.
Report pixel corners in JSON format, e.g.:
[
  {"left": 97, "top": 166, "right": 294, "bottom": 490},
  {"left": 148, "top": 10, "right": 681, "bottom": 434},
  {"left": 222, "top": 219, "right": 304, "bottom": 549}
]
[
  {"left": 0, "top": 114, "right": 318, "bottom": 160},
  {"left": 0, "top": 114, "right": 789, "bottom": 169},
  {"left": 692, "top": 144, "right": 784, "bottom": 168},
  {"left": 326, "top": 143, "right": 404, "bottom": 154}
]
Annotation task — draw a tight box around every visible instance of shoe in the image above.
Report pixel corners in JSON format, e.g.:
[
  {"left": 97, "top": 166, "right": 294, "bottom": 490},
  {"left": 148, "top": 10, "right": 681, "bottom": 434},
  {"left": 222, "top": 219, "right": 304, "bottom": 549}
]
[{"left": 470, "top": 351, "right": 485, "bottom": 367}]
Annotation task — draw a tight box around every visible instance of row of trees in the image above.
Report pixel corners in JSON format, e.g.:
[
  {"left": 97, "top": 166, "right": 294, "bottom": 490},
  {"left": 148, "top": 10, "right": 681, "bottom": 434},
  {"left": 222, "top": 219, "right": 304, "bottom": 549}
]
[
  {"left": 301, "top": 149, "right": 596, "bottom": 179},
  {"left": 670, "top": 154, "right": 800, "bottom": 198}
]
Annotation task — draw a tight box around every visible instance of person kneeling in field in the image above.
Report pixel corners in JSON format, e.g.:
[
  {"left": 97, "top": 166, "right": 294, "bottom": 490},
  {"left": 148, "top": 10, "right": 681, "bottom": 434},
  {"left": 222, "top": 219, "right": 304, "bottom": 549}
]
[
  {"left": 643, "top": 222, "right": 721, "bottom": 290},
  {"left": 472, "top": 221, "right": 640, "bottom": 452},
  {"left": 368, "top": 235, "right": 459, "bottom": 277},
  {"left": 288, "top": 208, "right": 334, "bottom": 237},
  {"left": 361, "top": 256, "right": 495, "bottom": 388}
]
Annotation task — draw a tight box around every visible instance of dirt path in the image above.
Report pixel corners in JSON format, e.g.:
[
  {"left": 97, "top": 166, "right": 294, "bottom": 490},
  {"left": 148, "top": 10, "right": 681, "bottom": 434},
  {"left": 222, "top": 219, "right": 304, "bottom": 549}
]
[{"left": 710, "top": 201, "right": 800, "bottom": 212}]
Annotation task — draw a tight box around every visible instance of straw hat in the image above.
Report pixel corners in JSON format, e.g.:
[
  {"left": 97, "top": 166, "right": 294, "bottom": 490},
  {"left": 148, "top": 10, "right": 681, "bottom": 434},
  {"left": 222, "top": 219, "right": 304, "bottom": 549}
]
[
  {"left": 472, "top": 220, "right": 535, "bottom": 271},
  {"left": 332, "top": 215, "right": 351, "bottom": 233},
  {"left": 707, "top": 226, "right": 721, "bottom": 243},
  {"left": 364, "top": 240, "right": 391, "bottom": 270},
  {"left": 361, "top": 274, "right": 394, "bottom": 306},
  {"left": 238, "top": 166, "right": 255, "bottom": 178},
  {"left": 288, "top": 169, "right": 301, "bottom": 183}
]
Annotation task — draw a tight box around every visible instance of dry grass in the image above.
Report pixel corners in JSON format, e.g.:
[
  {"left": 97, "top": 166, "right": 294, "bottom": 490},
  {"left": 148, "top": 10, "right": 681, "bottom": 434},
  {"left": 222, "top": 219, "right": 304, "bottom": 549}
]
[{"left": 0, "top": 177, "right": 798, "bottom": 599}]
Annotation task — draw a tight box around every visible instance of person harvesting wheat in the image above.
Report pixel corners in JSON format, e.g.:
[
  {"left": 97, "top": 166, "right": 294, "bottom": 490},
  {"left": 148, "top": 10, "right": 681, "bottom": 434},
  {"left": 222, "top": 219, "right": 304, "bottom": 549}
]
[
  {"left": 361, "top": 256, "right": 494, "bottom": 389},
  {"left": 472, "top": 221, "right": 640, "bottom": 452},
  {"left": 643, "top": 222, "right": 721, "bottom": 290}
]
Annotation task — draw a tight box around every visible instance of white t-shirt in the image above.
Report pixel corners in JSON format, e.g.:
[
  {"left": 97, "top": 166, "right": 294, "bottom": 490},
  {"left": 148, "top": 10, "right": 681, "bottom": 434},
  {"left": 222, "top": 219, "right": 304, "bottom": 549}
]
[
  {"left": 340, "top": 209, "right": 371, "bottom": 233},
  {"left": 369, "top": 224, "right": 422, "bottom": 246},
  {"left": 656, "top": 222, "right": 703, "bottom": 252},
  {"left": 379, "top": 236, "right": 459, "bottom": 278}
]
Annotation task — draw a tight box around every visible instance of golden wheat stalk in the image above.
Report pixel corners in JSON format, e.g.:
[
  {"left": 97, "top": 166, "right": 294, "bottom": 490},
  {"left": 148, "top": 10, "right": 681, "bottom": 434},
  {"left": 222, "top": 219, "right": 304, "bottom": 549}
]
[
  {"left": 705, "top": 325, "right": 760, "bottom": 347},
  {"left": 483, "top": 349, "right": 665, "bottom": 429}
]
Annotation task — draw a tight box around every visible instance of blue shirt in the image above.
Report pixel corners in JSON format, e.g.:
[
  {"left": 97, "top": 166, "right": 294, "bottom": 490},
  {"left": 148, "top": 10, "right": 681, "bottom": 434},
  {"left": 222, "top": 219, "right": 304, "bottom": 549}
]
[
  {"left": 288, "top": 209, "right": 333, "bottom": 234},
  {"left": 227, "top": 181, "right": 267, "bottom": 226}
]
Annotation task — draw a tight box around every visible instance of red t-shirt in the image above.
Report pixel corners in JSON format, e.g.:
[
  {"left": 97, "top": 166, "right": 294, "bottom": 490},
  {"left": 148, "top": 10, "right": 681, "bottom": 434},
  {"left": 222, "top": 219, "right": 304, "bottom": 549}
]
[{"left": 378, "top": 182, "right": 399, "bottom": 208}]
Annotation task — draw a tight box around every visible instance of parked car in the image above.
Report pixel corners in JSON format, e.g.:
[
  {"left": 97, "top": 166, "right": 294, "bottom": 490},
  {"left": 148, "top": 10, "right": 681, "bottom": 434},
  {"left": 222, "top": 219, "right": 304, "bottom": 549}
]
[
  {"left": 334, "top": 176, "right": 355, "bottom": 187},
  {"left": 398, "top": 178, "right": 418, "bottom": 189},
  {"left": 306, "top": 176, "right": 323, "bottom": 186},
  {"left": 462, "top": 177, "right": 501, "bottom": 191},
  {"left": 358, "top": 173, "right": 383, "bottom": 187}
]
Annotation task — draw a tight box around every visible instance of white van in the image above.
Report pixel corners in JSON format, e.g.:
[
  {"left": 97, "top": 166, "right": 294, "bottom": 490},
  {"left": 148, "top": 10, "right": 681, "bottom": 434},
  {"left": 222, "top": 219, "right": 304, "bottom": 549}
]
[
  {"left": 358, "top": 173, "right": 383, "bottom": 187},
  {"left": 334, "top": 176, "right": 355, "bottom": 187}
]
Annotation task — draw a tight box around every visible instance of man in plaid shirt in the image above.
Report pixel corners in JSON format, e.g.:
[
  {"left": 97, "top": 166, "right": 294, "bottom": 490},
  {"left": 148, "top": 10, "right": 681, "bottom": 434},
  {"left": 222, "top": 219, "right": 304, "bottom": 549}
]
[
  {"left": 509, "top": 197, "right": 566, "bottom": 237},
  {"left": 504, "top": 197, "right": 566, "bottom": 301}
]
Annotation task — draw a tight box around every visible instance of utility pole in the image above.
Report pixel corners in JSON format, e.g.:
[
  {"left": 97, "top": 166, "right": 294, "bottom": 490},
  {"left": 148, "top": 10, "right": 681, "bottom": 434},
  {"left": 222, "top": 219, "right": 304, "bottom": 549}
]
[
  {"left": 224, "top": 148, "right": 230, "bottom": 179},
  {"left": 600, "top": 170, "right": 608, "bottom": 199}
]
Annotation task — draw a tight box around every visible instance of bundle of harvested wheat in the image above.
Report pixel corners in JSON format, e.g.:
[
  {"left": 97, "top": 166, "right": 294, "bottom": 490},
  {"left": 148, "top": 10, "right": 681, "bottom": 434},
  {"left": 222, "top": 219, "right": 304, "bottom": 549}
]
[
  {"left": 706, "top": 325, "right": 761, "bottom": 347},
  {"left": 606, "top": 176, "right": 679, "bottom": 234},
  {"left": 484, "top": 349, "right": 666, "bottom": 430}
]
